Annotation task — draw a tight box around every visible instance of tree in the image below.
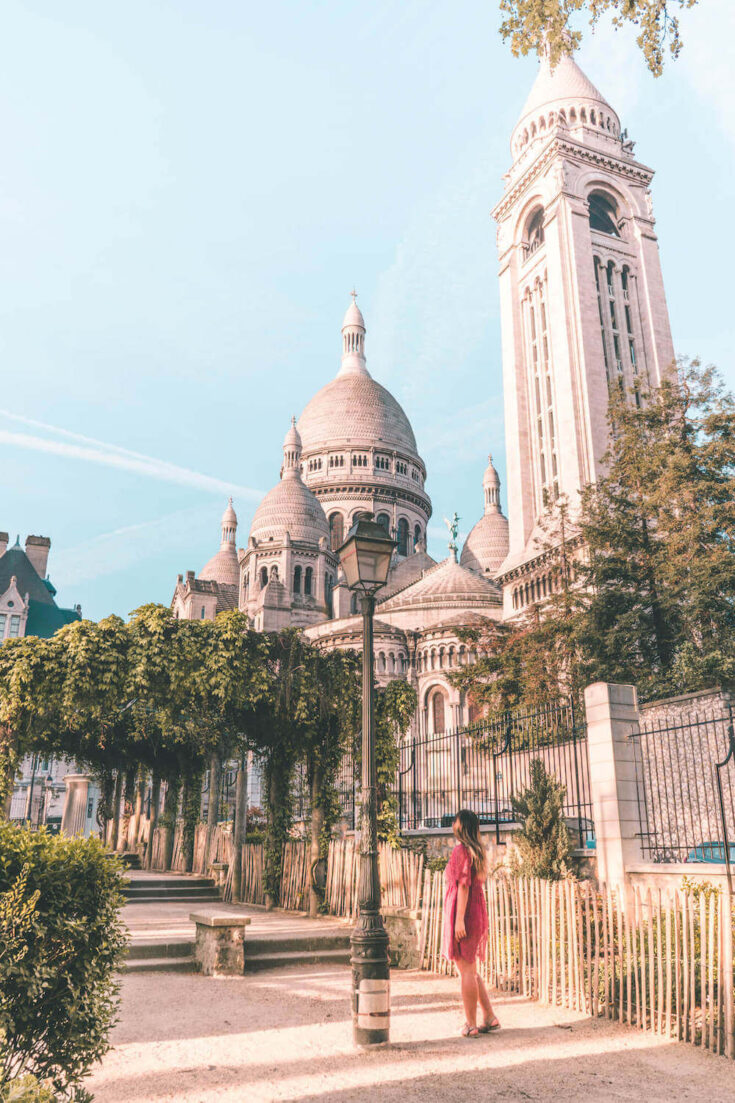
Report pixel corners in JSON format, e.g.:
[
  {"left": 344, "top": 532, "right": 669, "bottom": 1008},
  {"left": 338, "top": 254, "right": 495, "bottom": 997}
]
[
  {"left": 499, "top": 0, "right": 699, "bottom": 77},
  {"left": 453, "top": 361, "right": 735, "bottom": 707},
  {"left": 510, "top": 758, "right": 574, "bottom": 879},
  {"left": 577, "top": 362, "right": 735, "bottom": 698}
]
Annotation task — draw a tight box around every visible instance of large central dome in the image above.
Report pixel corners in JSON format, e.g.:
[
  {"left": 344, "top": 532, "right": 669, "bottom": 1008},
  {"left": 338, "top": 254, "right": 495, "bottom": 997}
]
[
  {"left": 297, "top": 296, "right": 418, "bottom": 457},
  {"left": 298, "top": 372, "right": 417, "bottom": 455}
]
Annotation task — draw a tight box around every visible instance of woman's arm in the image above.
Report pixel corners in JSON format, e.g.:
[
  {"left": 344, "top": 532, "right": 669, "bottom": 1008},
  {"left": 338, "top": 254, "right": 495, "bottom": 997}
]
[{"left": 455, "top": 883, "right": 469, "bottom": 941}]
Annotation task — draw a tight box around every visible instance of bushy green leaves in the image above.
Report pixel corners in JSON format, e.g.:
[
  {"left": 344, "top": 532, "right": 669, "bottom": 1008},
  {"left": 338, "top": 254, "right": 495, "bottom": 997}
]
[{"left": 0, "top": 824, "right": 126, "bottom": 1100}]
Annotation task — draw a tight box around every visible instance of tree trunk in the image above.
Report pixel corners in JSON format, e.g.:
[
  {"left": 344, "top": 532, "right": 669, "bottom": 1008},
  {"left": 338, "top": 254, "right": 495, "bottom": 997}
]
[
  {"left": 1, "top": 732, "right": 18, "bottom": 821},
  {"left": 109, "top": 770, "right": 124, "bottom": 851},
  {"left": 131, "top": 771, "right": 145, "bottom": 851},
  {"left": 97, "top": 771, "right": 115, "bottom": 843},
  {"left": 205, "top": 751, "right": 222, "bottom": 869},
  {"left": 162, "top": 775, "right": 180, "bottom": 872},
  {"left": 145, "top": 774, "right": 161, "bottom": 870},
  {"left": 181, "top": 770, "right": 203, "bottom": 874},
  {"left": 119, "top": 767, "right": 136, "bottom": 852},
  {"left": 231, "top": 756, "right": 248, "bottom": 902},
  {"left": 309, "top": 765, "right": 325, "bottom": 918}
]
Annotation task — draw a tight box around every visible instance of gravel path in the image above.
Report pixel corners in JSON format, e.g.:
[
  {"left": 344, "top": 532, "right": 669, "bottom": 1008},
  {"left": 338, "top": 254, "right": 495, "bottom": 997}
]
[{"left": 87, "top": 963, "right": 734, "bottom": 1102}]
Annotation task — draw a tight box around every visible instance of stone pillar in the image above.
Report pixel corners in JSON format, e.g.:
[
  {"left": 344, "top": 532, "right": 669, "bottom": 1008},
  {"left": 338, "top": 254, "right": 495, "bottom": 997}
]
[
  {"left": 61, "top": 775, "right": 91, "bottom": 837},
  {"left": 584, "top": 683, "right": 645, "bottom": 905}
]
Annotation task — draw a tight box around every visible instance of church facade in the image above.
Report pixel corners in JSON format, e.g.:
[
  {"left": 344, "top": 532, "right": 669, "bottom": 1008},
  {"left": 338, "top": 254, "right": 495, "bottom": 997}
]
[{"left": 172, "top": 50, "right": 675, "bottom": 740}]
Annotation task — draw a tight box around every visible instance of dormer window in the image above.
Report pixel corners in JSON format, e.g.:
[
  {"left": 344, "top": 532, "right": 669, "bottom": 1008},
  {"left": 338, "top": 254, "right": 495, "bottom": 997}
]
[{"left": 589, "top": 191, "right": 620, "bottom": 237}]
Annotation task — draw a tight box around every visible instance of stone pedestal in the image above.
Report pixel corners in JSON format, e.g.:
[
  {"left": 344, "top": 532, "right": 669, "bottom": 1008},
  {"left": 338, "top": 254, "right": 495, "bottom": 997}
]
[
  {"left": 383, "top": 906, "right": 421, "bottom": 970},
  {"left": 190, "top": 912, "right": 252, "bottom": 976}
]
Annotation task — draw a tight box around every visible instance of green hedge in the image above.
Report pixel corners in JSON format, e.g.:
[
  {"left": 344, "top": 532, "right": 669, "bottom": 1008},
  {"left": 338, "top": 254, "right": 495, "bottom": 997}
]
[{"left": 0, "top": 824, "right": 127, "bottom": 1101}]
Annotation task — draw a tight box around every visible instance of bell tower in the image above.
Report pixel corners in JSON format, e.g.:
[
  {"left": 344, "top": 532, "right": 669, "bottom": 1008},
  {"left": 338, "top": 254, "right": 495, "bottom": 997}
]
[{"left": 493, "top": 50, "right": 675, "bottom": 617}]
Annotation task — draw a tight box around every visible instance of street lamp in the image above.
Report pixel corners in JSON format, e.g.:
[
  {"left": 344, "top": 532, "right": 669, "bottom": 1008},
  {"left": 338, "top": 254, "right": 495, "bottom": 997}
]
[{"left": 337, "top": 514, "right": 396, "bottom": 1046}]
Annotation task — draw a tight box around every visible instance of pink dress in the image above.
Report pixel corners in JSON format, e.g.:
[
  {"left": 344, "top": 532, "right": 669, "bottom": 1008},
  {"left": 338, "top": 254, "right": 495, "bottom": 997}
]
[{"left": 442, "top": 843, "right": 488, "bottom": 963}]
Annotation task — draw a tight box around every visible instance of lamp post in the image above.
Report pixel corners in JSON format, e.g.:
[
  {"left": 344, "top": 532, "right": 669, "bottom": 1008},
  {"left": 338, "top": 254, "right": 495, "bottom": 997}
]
[{"left": 337, "top": 514, "right": 396, "bottom": 1046}]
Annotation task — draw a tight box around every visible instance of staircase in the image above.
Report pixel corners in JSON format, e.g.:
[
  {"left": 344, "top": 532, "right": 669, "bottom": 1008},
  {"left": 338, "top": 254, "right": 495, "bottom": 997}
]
[
  {"left": 123, "top": 874, "right": 221, "bottom": 905},
  {"left": 242, "top": 930, "right": 351, "bottom": 972},
  {"left": 124, "top": 939, "right": 195, "bottom": 973}
]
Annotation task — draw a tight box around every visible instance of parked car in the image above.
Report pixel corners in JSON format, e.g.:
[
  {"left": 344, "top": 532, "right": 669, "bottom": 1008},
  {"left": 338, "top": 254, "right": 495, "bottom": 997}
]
[
  {"left": 439, "top": 809, "right": 514, "bottom": 829},
  {"left": 686, "top": 841, "right": 735, "bottom": 863}
]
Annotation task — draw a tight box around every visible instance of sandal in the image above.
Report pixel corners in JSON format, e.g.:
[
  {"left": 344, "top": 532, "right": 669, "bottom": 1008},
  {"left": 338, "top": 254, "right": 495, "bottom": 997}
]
[
  {"left": 461, "top": 1023, "right": 480, "bottom": 1038},
  {"left": 478, "top": 1017, "right": 501, "bottom": 1033}
]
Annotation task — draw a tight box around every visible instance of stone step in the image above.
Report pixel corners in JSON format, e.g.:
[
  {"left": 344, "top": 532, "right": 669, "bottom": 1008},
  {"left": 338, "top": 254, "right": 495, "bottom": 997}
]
[
  {"left": 124, "top": 885, "right": 219, "bottom": 899},
  {"left": 243, "top": 947, "right": 351, "bottom": 972},
  {"left": 126, "top": 940, "right": 194, "bottom": 961},
  {"left": 123, "top": 877, "right": 215, "bottom": 892},
  {"left": 245, "top": 934, "right": 350, "bottom": 955},
  {"left": 125, "top": 894, "right": 221, "bottom": 905},
  {"left": 122, "top": 956, "right": 195, "bottom": 974}
]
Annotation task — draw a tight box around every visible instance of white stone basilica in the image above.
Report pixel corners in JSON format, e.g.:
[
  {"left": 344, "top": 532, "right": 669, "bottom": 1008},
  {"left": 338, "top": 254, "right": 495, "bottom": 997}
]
[{"left": 172, "top": 49, "right": 674, "bottom": 739}]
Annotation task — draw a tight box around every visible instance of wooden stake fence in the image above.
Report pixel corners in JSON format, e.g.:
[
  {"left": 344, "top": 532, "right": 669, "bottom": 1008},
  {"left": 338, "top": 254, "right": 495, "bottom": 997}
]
[
  {"left": 418, "top": 872, "right": 735, "bottom": 1059},
  {"left": 325, "top": 839, "right": 424, "bottom": 918}
]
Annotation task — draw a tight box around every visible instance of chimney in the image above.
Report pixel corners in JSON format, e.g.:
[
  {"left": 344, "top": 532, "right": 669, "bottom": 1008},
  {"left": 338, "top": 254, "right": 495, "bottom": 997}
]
[
  {"left": 25, "top": 535, "right": 51, "bottom": 578},
  {"left": 0, "top": 533, "right": 7, "bottom": 558}
]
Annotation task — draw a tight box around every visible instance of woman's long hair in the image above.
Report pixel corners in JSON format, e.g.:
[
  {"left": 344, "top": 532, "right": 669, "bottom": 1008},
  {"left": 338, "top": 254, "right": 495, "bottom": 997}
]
[{"left": 453, "top": 809, "right": 487, "bottom": 879}]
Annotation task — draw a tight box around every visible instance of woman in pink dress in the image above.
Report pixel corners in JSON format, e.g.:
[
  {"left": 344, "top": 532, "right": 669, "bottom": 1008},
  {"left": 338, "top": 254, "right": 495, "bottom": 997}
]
[{"left": 442, "top": 809, "right": 499, "bottom": 1037}]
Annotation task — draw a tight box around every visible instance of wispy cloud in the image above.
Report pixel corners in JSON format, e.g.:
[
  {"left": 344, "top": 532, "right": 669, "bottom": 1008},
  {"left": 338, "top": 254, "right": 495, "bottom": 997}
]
[
  {"left": 51, "top": 506, "right": 219, "bottom": 589},
  {"left": 0, "top": 409, "right": 263, "bottom": 501}
]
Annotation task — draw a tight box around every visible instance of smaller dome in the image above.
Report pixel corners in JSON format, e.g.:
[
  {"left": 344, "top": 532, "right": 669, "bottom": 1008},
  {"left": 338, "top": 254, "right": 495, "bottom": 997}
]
[
  {"left": 483, "top": 455, "right": 500, "bottom": 489},
  {"left": 199, "top": 547, "right": 239, "bottom": 588},
  {"left": 460, "top": 514, "right": 509, "bottom": 576},
  {"left": 249, "top": 421, "right": 329, "bottom": 547},
  {"left": 381, "top": 556, "right": 501, "bottom": 612}
]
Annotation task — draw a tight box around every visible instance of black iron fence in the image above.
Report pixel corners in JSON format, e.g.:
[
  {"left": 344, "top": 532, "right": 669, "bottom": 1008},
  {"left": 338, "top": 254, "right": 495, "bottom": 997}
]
[
  {"left": 631, "top": 700, "right": 735, "bottom": 870},
  {"left": 337, "top": 700, "right": 594, "bottom": 848}
]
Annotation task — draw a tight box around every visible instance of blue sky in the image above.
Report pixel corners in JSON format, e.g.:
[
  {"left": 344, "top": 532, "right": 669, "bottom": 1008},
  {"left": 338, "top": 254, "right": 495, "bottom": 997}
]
[{"left": 1, "top": 0, "right": 732, "bottom": 621}]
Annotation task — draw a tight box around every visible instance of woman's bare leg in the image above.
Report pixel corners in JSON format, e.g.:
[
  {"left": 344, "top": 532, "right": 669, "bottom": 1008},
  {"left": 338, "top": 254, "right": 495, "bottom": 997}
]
[
  {"left": 476, "top": 972, "right": 497, "bottom": 1024},
  {"left": 456, "top": 957, "right": 479, "bottom": 1028}
]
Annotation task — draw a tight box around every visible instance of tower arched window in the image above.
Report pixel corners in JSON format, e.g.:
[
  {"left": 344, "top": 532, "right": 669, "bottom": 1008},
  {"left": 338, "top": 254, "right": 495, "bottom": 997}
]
[
  {"left": 329, "top": 513, "right": 344, "bottom": 552},
  {"left": 376, "top": 513, "right": 391, "bottom": 534},
  {"left": 304, "top": 567, "right": 313, "bottom": 596},
  {"left": 260, "top": 567, "right": 268, "bottom": 588},
  {"left": 378, "top": 652, "right": 386, "bottom": 673},
  {"left": 431, "top": 690, "right": 446, "bottom": 735},
  {"left": 293, "top": 565, "right": 302, "bottom": 594},
  {"left": 524, "top": 207, "right": 545, "bottom": 257},
  {"left": 414, "top": 524, "right": 422, "bottom": 550},
  {"left": 588, "top": 191, "right": 620, "bottom": 237},
  {"left": 397, "top": 518, "right": 409, "bottom": 556},
  {"left": 350, "top": 592, "right": 358, "bottom": 615}
]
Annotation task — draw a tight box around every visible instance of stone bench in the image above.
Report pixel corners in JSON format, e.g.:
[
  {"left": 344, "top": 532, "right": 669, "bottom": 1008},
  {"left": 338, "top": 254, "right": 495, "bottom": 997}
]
[{"left": 190, "top": 911, "right": 252, "bottom": 976}]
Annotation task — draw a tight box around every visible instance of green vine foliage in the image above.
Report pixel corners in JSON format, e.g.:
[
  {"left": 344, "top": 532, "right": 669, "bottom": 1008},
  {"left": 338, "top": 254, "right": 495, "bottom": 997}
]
[{"left": 374, "top": 680, "right": 417, "bottom": 846}]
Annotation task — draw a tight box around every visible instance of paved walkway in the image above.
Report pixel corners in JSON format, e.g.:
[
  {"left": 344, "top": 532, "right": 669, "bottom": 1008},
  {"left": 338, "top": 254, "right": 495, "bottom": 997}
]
[
  {"left": 124, "top": 875, "right": 351, "bottom": 949},
  {"left": 90, "top": 958, "right": 735, "bottom": 1102}
]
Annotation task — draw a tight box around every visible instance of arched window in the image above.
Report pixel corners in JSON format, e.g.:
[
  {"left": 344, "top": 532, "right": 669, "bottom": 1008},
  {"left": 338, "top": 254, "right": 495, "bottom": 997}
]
[
  {"left": 432, "top": 691, "right": 446, "bottom": 734},
  {"left": 325, "top": 574, "right": 333, "bottom": 616},
  {"left": 270, "top": 565, "right": 279, "bottom": 581},
  {"left": 304, "top": 567, "right": 313, "bottom": 596},
  {"left": 389, "top": 653, "right": 395, "bottom": 673},
  {"left": 414, "top": 524, "right": 422, "bottom": 550},
  {"left": 350, "top": 592, "right": 358, "bottom": 615},
  {"left": 260, "top": 567, "right": 268, "bottom": 588},
  {"left": 589, "top": 191, "right": 620, "bottom": 236},
  {"left": 378, "top": 652, "right": 386, "bottom": 673},
  {"left": 524, "top": 207, "right": 544, "bottom": 255},
  {"left": 329, "top": 513, "right": 344, "bottom": 552},
  {"left": 376, "top": 513, "right": 391, "bottom": 534},
  {"left": 397, "top": 518, "right": 409, "bottom": 556}
]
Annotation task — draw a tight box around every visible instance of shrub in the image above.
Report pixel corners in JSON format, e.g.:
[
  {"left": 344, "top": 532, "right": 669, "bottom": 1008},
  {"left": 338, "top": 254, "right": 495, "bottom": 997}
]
[
  {"left": 510, "top": 758, "right": 574, "bottom": 880},
  {"left": 0, "top": 1074, "right": 54, "bottom": 1102},
  {"left": 0, "top": 824, "right": 127, "bottom": 1101}
]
